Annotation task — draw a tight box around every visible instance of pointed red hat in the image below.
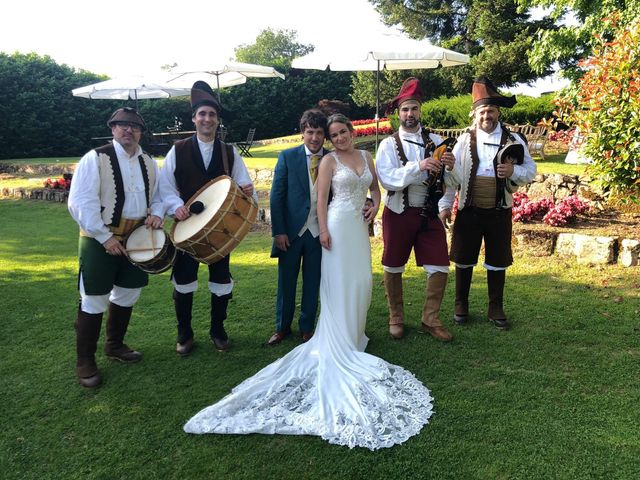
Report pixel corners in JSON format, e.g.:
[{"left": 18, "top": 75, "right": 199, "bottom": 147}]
[
  {"left": 386, "top": 77, "right": 424, "bottom": 114},
  {"left": 472, "top": 77, "right": 517, "bottom": 109}
]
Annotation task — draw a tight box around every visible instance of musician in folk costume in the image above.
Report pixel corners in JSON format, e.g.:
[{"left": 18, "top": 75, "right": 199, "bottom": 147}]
[
  {"left": 439, "top": 77, "right": 537, "bottom": 330},
  {"left": 375, "top": 77, "right": 456, "bottom": 342},
  {"left": 159, "top": 81, "right": 256, "bottom": 354},
  {"left": 68, "top": 107, "right": 164, "bottom": 388}
]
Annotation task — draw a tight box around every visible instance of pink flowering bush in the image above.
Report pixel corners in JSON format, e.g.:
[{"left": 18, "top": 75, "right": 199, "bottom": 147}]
[
  {"left": 513, "top": 192, "right": 591, "bottom": 226},
  {"left": 542, "top": 195, "right": 591, "bottom": 226}
]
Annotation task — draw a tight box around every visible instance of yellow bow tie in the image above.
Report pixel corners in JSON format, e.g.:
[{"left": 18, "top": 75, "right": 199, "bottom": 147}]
[{"left": 310, "top": 154, "right": 321, "bottom": 183}]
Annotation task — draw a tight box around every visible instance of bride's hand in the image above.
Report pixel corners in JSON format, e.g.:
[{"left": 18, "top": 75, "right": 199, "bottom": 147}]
[{"left": 320, "top": 230, "right": 332, "bottom": 250}]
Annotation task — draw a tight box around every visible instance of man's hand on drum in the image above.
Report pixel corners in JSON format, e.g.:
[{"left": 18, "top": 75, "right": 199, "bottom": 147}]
[
  {"left": 103, "top": 236, "right": 127, "bottom": 256},
  {"left": 145, "top": 215, "right": 164, "bottom": 229},
  {"left": 174, "top": 205, "right": 191, "bottom": 221},
  {"left": 275, "top": 234, "right": 290, "bottom": 252},
  {"left": 240, "top": 183, "right": 254, "bottom": 197}
]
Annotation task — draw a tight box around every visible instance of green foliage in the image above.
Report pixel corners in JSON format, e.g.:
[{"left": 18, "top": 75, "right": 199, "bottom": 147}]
[
  {"left": 501, "top": 93, "right": 556, "bottom": 125},
  {"left": 390, "top": 93, "right": 556, "bottom": 129},
  {"left": 370, "top": 0, "right": 554, "bottom": 84},
  {"left": 0, "top": 52, "right": 117, "bottom": 159},
  {"left": 565, "top": 13, "right": 640, "bottom": 199},
  {"left": 235, "top": 28, "right": 313, "bottom": 71},
  {"left": 420, "top": 95, "right": 474, "bottom": 128},
  {"left": 521, "top": 0, "right": 640, "bottom": 78}
]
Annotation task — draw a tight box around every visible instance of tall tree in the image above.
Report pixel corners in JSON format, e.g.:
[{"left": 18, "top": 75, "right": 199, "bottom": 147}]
[
  {"left": 519, "top": 0, "right": 640, "bottom": 79},
  {"left": 235, "top": 28, "right": 313, "bottom": 71},
  {"left": 369, "top": 0, "right": 555, "bottom": 85},
  {"left": 226, "top": 29, "right": 367, "bottom": 141}
]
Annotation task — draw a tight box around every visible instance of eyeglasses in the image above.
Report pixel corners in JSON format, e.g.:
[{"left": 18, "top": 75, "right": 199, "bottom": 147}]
[{"left": 114, "top": 122, "right": 142, "bottom": 132}]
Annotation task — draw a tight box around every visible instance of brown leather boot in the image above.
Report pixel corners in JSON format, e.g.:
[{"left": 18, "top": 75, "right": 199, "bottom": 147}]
[
  {"left": 421, "top": 272, "right": 453, "bottom": 342},
  {"left": 384, "top": 271, "right": 404, "bottom": 339},
  {"left": 487, "top": 270, "right": 510, "bottom": 330},
  {"left": 454, "top": 267, "right": 474, "bottom": 325},
  {"left": 104, "top": 302, "right": 142, "bottom": 362},
  {"left": 75, "top": 307, "right": 103, "bottom": 388}
]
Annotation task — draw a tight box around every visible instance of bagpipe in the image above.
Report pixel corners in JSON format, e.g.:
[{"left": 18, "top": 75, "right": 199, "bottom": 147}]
[{"left": 420, "top": 137, "right": 457, "bottom": 226}]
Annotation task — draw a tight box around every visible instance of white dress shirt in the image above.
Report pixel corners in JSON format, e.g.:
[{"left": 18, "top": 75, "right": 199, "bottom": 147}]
[
  {"left": 376, "top": 126, "right": 450, "bottom": 213},
  {"left": 68, "top": 140, "right": 163, "bottom": 244},
  {"left": 159, "top": 138, "right": 257, "bottom": 217},
  {"left": 298, "top": 146, "right": 321, "bottom": 237}
]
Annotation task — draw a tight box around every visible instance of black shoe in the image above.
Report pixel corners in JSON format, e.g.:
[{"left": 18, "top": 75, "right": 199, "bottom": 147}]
[
  {"left": 211, "top": 336, "right": 231, "bottom": 351},
  {"left": 489, "top": 317, "right": 510, "bottom": 330},
  {"left": 454, "top": 313, "right": 468, "bottom": 325}
]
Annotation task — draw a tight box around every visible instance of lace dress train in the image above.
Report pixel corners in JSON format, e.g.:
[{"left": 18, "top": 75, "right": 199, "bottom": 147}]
[{"left": 184, "top": 151, "right": 433, "bottom": 450}]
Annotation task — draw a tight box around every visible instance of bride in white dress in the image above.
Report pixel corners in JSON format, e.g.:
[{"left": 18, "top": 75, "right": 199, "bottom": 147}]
[{"left": 184, "top": 114, "right": 434, "bottom": 450}]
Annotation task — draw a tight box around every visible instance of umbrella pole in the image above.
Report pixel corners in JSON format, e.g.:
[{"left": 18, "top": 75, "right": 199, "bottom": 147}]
[{"left": 375, "top": 61, "right": 380, "bottom": 150}]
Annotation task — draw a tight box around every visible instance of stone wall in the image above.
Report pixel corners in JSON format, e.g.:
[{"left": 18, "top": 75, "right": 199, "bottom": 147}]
[{"left": 2, "top": 167, "right": 637, "bottom": 267}]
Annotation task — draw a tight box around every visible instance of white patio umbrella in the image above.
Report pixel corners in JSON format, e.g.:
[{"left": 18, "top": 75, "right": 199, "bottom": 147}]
[
  {"left": 72, "top": 74, "right": 191, "bottom": 107},
  {"left": 291, "top": 33, "right": 470, "bottom": 145},
  {"left": 165, "top": 61, "right": 285, "bottom": 91}
]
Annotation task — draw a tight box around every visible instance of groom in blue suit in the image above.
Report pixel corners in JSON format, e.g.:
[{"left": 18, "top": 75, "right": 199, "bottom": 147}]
[{"left": 267, "top": 109, "right": 329, "bottom": 345}]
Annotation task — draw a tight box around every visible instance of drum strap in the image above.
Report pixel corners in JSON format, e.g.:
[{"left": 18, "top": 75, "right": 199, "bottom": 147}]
[
  {"left": 221, "top": 142, "right": 230, "bottom": 176},
  {"left": 138, "top": 155, "right": 151, "bottom": 215}
]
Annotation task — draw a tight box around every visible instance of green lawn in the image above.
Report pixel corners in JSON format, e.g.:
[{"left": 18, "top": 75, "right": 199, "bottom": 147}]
[{"left": 1, "top": 199, "right": 638, "bottom": 479}]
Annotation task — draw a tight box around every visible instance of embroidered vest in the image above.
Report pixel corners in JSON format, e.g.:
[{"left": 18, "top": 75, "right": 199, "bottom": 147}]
[
  {"left": 174, "top": 135, "right": 235, "bottom": 202},
  {"left": 390, "top": 130, "right": 436, "bottom": 210},
  {"left": 94, "top": 144, "right": 155, "bottom": 226},
  {"left": 466, "top": 124, "right": 519, "bottom": 209}
]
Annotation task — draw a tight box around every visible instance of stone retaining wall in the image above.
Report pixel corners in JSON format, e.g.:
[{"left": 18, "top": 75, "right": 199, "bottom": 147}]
[{"left": 3, "top": 169, "right": 637, "bottom": 267}]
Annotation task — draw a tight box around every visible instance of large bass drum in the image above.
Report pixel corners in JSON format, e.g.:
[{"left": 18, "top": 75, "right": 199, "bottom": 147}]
[
  {"left": 125, "top": 225, "right": 176, "bottom": 274},
  {"left": 171, "top": 176, "right": 258, "bottom": 264}
]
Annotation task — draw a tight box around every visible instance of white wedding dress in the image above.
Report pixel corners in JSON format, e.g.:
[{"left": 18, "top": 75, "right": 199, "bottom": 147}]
[{"left": 184, "top": 151, "right": 433, "bottom": 450}]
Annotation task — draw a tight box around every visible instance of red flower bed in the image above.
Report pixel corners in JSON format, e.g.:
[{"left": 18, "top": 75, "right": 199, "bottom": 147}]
[
  {"left": 352, "top": 117, "right": 389, "bottom": 126},
  {"left": 44, "top": 176, "right": 72, "bottom": 190},
  {"left": 512, "top": 192, "right": 590, "bottom": 226},
  {"left": 353, "top": 125, "right": 393, "bottom": 137}
]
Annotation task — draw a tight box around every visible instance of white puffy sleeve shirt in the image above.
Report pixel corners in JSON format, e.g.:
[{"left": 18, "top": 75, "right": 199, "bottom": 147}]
[
  {"left": 159, "top": 139, "right": 257, "bottom": 217},
  {"left": 68, "top": 140, "right": 163, "bottom": 244}
]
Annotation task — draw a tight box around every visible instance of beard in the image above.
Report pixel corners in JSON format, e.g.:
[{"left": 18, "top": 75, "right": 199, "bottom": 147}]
[{"left": 401, "top": 117, "right": 419, "bottom": 129}]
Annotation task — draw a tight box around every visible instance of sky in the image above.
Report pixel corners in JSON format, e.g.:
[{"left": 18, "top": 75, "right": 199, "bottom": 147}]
[
  {"left": 1, "top": 0, "right": 564, "bottom": 96},
  {"left": 1, "top": 0, "right": 398, "bottom": 77}
]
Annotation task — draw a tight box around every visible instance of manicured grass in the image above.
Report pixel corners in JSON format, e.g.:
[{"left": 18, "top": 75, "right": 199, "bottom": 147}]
[
  {"left": 0, "top": 156, "right": 79, "bottom": 165},
  {"left": 1, "top": 199, "right": 638, "bottom": 479},
  {"left": 536, "top": 153, "right": 588, "bottom": 176}
]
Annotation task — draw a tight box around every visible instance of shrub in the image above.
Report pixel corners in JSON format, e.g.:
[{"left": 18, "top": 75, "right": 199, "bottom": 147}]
[
  {"left": 388, "top": 94, "right": 556, "bottom": 131},
  {"left": 512, "top": 192, "right": 591, "bottom": 226},
  {"left": 559, "top": 12, "right": 640, "bottom": 200}
]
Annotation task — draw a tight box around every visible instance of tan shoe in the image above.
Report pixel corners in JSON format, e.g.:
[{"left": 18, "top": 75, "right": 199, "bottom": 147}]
[
  {"left": 421, "top": 323, "right": 453, "bottom": 342},
  {"left": 176, "top": 337, "right": 194, "bottom": 356}
]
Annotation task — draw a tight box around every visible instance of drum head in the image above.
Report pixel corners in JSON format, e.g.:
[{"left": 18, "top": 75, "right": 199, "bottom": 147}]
[
  {"left": 127, "top": 227, "right": 167, "bottom": 262},
  {"left": 173, "top": 177, "right": 232, "bottom": 244}
]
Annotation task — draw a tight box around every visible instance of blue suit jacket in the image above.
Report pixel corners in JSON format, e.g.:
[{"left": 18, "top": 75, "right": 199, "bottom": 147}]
[{"left": 270, "top": 144, "right": 329, "bottom": 258}]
